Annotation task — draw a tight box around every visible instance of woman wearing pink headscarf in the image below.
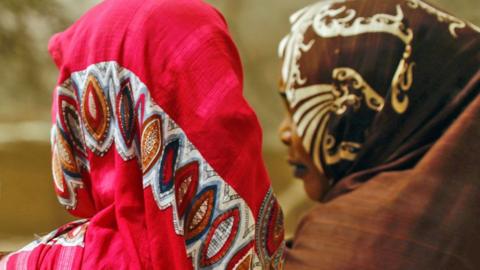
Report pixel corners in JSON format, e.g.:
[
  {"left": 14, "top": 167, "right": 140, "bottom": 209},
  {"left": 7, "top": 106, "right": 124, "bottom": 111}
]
[{"left": 1, "top": 0, "right": 284, "bottom": 269}]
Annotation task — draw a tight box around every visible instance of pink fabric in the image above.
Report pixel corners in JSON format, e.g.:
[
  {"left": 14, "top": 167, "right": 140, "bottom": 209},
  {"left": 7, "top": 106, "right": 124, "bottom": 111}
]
[{"left": 1, "top": 0, "right": 284, "bottom": 269}]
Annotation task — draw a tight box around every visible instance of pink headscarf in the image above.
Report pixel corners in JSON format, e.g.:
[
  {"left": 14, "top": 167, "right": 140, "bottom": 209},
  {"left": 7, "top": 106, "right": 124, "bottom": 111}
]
[{"left": 1, "top": 0, "right": 284, "bottom": 269}]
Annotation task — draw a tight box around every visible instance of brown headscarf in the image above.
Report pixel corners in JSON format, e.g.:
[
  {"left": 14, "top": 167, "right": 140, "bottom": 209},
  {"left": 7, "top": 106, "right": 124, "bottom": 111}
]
[
  {"left": 279, "top": 0, "right": 480, "bottom": 268},
  {"left": 279, "top": 0, "right": 479, "bottom": 194}
]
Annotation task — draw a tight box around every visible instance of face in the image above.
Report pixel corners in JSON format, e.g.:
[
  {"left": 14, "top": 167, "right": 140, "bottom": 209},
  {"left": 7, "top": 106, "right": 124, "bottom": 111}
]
[{"left": 278, "top": 107, "right": 330, "bottom": 201}]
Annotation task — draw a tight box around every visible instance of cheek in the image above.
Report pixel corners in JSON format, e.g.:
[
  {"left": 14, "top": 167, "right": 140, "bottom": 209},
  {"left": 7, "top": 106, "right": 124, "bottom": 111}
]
[
  {"left": 301, "top": 156, "right": 330, "bottom": 201},
  {"left": 291, "top": 133, "right": 304, "bottom": 151},
  {"left": 290, "top": 124, "right": 306, "bottom": 152},
  {"left": 302, "top": 172, "right": 325, "bottom": 201}
]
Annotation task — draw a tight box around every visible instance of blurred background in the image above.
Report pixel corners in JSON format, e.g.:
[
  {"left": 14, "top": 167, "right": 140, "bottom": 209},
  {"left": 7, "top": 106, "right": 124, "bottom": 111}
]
[{"left": 0, "top": 0, "right": 479, "bottom": 251}]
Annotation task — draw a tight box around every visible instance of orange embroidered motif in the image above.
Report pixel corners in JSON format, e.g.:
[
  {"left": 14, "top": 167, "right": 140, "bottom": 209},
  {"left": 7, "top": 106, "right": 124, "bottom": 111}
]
[
  {"left": 60, "top": 97, "right": 86, "bottom": 155},
  {"left": 141, "top": 115, "right": 163, "bottom": 173},
  {"left": 185, "top": 187, "right": 216, "bottom": 243}
]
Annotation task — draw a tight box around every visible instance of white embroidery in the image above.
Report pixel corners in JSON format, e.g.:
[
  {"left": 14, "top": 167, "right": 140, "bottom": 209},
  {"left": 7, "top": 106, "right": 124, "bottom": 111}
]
[{"left": 406, "top": 0, "right": 480, "bottom": 37}]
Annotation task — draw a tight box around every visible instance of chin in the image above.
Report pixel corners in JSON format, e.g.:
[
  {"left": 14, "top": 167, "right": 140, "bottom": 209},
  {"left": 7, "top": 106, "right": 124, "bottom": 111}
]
[{"left": 301, "top": 175, "right": 326, "bottom": 201}]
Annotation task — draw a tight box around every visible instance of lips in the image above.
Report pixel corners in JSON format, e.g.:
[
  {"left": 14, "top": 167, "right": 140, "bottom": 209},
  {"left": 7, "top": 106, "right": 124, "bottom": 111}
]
[{"left": 288, "top": 160, "right": 308, "bottom": 178}]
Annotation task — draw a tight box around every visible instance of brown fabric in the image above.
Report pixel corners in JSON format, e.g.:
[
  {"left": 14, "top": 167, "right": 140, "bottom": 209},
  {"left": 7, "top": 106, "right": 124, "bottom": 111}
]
[
  {"left": 279, "top": 0, "right": 480, "bottom": 188},
  {"left": 285, "top": 93, "right": 480, "bottom": 269},
  {"left": 279, "top": 0, "right": 480, "bottom": 269}
]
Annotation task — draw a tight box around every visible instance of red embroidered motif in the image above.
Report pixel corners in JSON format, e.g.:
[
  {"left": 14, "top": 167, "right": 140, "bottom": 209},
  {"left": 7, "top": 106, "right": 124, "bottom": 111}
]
[
  {"left": 81, "top": 75, "right": 110, "bottom": 144},
  {"left": 185, "top": 186, "right": 216, "bottom": 243},
  {"left": 56, "top": 127, "right": 79, "bottom": 175},
  {"left": 226, "top": 242, "right": 254, "bottom": 270},
  {"left": 59, "top": 94, "right": 86, "bottom": 156},
  {"left": 52, "top": 126, "right": 84, "bottom": 210},
  {"left": 267, "top": 201, "right": 284, "bottom": 256},
  {"left": 255, "top": 189, "right": 285, "bottom": 268},
  {"left": 134, "top": 94, "right": 146, "bottom": 136},
  {"left": 116, "top": 80, "right": 136, "bottom": 147},
  {"left": 175, "top": 161, "right": 200, "bottom": 217},
  {"left": 158, "top": 139, "right": 179, "bottom": 192},
  {"left": 200, "top": 208, "right": 240, "bottom": 267}
]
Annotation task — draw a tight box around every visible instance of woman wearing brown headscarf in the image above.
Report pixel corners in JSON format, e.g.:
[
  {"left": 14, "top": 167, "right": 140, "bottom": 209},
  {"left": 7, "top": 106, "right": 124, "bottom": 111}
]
[{"left": 278, "top": 0, "right": 480, "bottom": 269}]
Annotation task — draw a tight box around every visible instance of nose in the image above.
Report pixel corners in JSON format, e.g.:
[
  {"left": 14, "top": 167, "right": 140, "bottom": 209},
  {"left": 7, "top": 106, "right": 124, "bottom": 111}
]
[{"left": 278, "top": 117, "right": 292, "bottom": 146}]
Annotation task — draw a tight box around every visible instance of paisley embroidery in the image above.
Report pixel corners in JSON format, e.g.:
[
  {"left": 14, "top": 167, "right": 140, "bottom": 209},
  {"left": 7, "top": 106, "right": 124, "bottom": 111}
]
[
  {"left": 51, "top": 141, "right": 84, "bottom": 210},
  {"left": 52, "top": 83, "right": 87, "bottom": 210},
  {"left": 51, "top": 62, "right": 278, "bottom": 268},
  {"left": 56, "top": 127, "right": 80, "bottom": 176},
  {"left": 116, "top": 80, "right": 136, "bottom": 148},
  {"left": 200, "top": 208, "right": 240, "bottom": 267},
  {"left": 159, "top": 139, "right": 180, "bottom": 193},
  {"left": 141, "top": 115, "right": 163, "bottom": 174},
  {"left": 185, "top": 186, "right": 217, "bottom": 244},
  {"left": 81, "top": 75, "right": 111, "bottom": 144},
  {"left": 175, "top": 161, "right": 200, "bottom": 217},
  {"left": 135, "top": 94, "right": 146, "bottom": 131},
  {"left": 59, "top": 95, "right": 86, "bottom": 155}
]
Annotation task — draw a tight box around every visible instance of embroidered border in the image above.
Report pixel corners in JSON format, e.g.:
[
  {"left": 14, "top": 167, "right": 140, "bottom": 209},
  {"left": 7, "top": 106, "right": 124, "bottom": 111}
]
[{"left": 51, "top": 62, "right": 282, "bottom": 269}]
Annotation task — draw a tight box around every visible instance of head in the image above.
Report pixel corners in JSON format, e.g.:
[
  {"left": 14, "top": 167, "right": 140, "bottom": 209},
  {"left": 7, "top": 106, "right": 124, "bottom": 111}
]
[
  {"left": 277, "top": 0, "right": 407, "bottom": 201},
  {"left": 277, "top": 0, "right": 480, "bottom": 201},
  {"left": 278, "top": 104, "right": 330, "bottom": 201}
]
